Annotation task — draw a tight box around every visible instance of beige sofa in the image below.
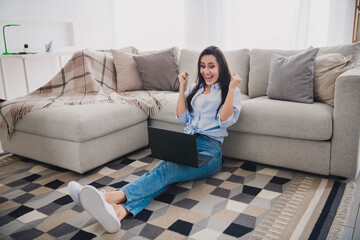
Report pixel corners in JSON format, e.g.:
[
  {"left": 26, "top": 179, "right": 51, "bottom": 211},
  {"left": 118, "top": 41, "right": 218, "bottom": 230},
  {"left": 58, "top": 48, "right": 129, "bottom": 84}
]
[{"left": 1, "top": 43, "right": 359, "bottom": 179}]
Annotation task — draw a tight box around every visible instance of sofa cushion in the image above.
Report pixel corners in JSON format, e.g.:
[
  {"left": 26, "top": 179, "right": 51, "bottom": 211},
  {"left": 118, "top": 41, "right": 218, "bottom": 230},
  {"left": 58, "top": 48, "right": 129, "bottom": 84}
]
[
  {"left": 267, "top": 48, "right": 319, "bottom": 103},
  {"left": 318, "top": 42, "right": 360, "bottom": 62},
  {"left": 249, "top": 49, "right": 304, "bottom": 98},
  {"left": 15, "top": 103, "right": 147, "bottom": 142},
  {"left": 314, "top": 53, "right": 355, "bottom": 107},
  {"left": 133, "top": 47, "right": 180, "bottom": 91},
  {"left": 149, "top": 91, "right": 179, "bottom": 124},
  {"left": 111, "top": 47, "right": 143, "bottom": 92},
  {"left": 248, "top": 42, "right": 360, "bottom": 98},
  {"left": 178, "top": 49, "right": 198, "bottom": 89},
  {"left": 178, "top": 49, "right": 250, "bottom": 94},
  {"left": 150, "top": 92, "right": 250, "bottom": 124},
  {"left": 229, "top": 96, "right": 333, "bottom": 141}
]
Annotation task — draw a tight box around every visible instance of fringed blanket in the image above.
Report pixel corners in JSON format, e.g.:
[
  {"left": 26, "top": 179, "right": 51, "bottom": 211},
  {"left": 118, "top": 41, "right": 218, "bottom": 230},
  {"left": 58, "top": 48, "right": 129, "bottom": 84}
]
[{"left": 0, "top": 49, "right": 168, "bottom": 136}]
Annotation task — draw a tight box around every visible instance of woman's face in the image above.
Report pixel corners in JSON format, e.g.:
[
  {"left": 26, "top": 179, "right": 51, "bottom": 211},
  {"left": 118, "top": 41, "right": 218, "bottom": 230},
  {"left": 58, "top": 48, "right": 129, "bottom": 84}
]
[{"left": 200, "top": 54, "right": 220, "bottom": 87}]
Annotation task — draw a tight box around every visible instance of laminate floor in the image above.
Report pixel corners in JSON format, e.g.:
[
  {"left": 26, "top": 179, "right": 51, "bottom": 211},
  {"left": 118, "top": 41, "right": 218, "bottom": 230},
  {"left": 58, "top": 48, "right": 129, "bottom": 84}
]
[{"left": 341, "top": 172, "right": 360, "bottom": 240}]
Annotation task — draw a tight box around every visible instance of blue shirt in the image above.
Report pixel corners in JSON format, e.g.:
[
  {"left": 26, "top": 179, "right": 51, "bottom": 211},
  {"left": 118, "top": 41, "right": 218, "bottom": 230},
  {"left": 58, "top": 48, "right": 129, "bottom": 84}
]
[{"left": 177, "top": 82, "right": 241, "bottom": 143}]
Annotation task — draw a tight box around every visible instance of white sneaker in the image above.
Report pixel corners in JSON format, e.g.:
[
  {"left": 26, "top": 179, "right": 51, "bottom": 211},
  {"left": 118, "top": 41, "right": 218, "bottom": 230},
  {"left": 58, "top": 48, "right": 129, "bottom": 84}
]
[
  {"left": 80, "top": 186, "right": 121, "bottom": 233},
  {"left": 68, "top": 181, "right": 84, "bottom": 207}
]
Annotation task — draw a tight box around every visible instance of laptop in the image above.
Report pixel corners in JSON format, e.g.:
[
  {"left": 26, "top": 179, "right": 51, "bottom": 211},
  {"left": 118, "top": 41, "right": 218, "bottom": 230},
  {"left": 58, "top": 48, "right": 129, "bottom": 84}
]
[{"left": 147, "top": 126, "right": 213, "bottom": 168}]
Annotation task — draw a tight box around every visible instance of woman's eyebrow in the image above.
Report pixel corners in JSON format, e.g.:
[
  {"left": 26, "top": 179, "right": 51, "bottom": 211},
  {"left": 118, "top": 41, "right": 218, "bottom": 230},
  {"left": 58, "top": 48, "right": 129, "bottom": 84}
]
[{"left": 200, "top": 62, "right": 216, "bottom": 65}]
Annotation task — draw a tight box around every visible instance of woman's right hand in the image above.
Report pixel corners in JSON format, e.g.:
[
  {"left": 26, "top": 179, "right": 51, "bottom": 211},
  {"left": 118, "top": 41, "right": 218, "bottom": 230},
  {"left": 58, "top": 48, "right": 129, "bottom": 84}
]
[
  {"left": 229, "top": 73, "right": 242, "bottom": 91},
  {"left": 178, "top": 71, "right": 189, "bottom": 90}
]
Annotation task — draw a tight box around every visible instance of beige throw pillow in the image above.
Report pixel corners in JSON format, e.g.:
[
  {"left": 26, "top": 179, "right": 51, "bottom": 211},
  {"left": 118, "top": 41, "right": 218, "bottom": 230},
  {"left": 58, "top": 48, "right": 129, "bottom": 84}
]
[
  {"left": 111, "top": 47, "right": 142, "bottom": 92},
  {"left": 314, "top": 53, "right": 355, "bottom": 107}
]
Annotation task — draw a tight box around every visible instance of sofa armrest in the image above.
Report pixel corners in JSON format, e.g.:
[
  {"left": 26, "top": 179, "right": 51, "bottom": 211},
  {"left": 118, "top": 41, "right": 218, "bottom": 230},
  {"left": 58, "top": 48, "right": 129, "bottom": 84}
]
[{"left": 331, "top": 64, "right": 360, "bottom": 178}]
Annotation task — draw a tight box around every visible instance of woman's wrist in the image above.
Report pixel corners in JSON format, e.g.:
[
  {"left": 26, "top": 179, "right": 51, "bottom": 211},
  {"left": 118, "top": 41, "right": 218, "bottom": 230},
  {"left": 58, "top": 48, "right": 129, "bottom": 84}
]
[
  {"left": 228, "top": 87, "right": 236, "bottom": 94},
  {"left": 179, "top": 85, "right": 186, "bottom": 93}
]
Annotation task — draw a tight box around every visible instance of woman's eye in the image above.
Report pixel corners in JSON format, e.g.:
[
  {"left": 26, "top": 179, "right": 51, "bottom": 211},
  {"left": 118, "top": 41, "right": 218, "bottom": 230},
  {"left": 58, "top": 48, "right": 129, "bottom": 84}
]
[{"left": 210, "top": 65, "right": 215, "bottom": 69}]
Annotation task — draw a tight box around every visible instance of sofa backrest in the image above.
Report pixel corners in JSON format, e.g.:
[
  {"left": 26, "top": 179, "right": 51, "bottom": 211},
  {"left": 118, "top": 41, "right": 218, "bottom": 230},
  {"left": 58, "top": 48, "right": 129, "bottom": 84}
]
[
  {"left": 318, "top": 42, "right": 360, "bottom": 62},
  {"left": 248, "top": 49, "right": 302, "bottom": 98},
  {"left": 178, "top": 48, "right": 250, "bottom": 95},
  {"left": 248, "top": 42, "right": 360, "bottom": 98}
]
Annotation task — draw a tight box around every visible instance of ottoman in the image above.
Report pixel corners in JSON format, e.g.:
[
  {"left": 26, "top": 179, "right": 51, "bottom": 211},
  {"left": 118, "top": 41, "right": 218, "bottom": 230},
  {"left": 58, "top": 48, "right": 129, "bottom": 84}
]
[{"left": 0, "top": 103, "right": 148, "bottom": 173}]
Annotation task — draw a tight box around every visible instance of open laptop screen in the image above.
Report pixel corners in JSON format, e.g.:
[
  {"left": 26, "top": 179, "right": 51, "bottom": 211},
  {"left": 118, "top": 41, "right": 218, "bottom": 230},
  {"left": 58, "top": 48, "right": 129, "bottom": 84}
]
[{"left": 147, "top": 127, "right": 201, "bottom": 167}]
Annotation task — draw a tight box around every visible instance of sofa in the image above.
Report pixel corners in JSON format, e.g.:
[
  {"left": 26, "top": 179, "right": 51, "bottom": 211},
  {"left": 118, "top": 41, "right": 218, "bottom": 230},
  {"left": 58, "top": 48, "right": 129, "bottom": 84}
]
[{"left": 0, "top": 43, "right": 359, "bottom": 179}]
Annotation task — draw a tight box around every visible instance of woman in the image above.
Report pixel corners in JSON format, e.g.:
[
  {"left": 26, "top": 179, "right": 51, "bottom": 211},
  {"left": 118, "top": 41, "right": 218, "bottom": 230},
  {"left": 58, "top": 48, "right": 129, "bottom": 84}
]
[{"left": 68, "top": 46, "right": 242, "bottom": 233}]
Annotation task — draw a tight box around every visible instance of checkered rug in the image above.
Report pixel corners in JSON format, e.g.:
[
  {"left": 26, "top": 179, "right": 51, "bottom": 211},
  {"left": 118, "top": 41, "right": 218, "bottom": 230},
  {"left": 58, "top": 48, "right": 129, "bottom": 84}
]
[{"left": 0, "top": 148, "right": 355, "bottom": 239}]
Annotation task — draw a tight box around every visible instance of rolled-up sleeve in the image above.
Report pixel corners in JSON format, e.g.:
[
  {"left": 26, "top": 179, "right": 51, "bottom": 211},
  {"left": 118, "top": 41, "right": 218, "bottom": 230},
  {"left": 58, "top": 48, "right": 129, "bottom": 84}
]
[
  {"left": 176, "top": 84, "right": 194, "bottom": 125},
  {"left": 176, "top": 108, "right": 189, "bottom": 125},
  {"left": 217, "top": 87, "right": 241, "bottom": 128}
]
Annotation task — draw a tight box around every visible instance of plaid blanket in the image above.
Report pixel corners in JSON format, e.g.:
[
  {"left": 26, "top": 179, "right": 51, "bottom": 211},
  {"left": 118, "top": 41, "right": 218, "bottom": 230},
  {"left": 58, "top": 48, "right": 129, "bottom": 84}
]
[{"left": 0, "top": 49, "right": 168, "bottom": 137}]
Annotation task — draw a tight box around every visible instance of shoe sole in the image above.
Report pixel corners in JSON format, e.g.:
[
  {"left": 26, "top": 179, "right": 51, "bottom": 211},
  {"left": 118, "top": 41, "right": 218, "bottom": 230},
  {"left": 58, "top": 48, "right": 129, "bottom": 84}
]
[{"left": 80, "top": 186, "right": 120, "bottom": 233}]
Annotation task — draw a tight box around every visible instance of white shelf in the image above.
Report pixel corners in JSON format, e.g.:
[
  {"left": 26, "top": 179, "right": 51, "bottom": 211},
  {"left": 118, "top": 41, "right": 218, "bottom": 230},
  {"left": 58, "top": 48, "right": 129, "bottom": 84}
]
[
  {"left": 0, "top": 52, "right": 74, "bottom": 100},
  {"left": 0, "top": 52, "right": 75, "bottom": 59}
]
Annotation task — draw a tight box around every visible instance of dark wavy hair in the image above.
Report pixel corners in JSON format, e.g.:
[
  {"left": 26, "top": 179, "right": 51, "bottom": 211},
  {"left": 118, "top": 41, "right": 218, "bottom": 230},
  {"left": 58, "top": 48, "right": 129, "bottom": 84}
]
[{"left": 186, "top": 46, "right": 231, "bottom": 118}]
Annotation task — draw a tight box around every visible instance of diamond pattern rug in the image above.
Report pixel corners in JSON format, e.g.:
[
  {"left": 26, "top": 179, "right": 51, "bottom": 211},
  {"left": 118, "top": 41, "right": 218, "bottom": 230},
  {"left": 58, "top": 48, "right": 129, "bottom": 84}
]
[{"left": 0, "top": 148, "right": 355, "bottom": 239}]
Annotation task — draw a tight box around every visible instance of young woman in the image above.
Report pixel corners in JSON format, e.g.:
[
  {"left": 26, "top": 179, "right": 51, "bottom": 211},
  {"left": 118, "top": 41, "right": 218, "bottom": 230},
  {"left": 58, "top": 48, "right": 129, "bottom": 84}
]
[{"left": 68, "top": 46, "right": 242, "bottom": 233}]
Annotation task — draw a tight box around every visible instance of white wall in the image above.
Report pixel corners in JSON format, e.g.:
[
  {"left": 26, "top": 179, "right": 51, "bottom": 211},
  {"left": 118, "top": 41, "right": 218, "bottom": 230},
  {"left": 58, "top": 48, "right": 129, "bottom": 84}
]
[
  {"left": 0, "top": 0, "right": 115, "bottom": 100},
  {"left": 0, "top": 0, "right": 115, "bottom": 52}
]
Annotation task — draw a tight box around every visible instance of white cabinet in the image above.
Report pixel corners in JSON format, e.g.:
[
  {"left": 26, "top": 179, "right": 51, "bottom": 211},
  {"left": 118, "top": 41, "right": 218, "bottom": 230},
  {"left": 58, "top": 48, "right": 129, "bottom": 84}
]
[{"left": 0, "top": 53, "right": 73, "bottom": 100}]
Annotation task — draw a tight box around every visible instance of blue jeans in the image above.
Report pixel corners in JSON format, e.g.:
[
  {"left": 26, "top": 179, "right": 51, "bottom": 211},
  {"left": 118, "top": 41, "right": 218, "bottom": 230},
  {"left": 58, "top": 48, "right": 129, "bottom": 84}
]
[{"left": 121, "top": 134, "right": 222, "bottom": 216}]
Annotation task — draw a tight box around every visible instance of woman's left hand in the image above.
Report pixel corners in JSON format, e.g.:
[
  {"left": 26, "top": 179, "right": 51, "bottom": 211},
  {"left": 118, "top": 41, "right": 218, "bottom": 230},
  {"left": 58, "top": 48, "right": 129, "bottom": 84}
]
[{"left": 229, "top": 73, "right": 242, "bottom": 90}]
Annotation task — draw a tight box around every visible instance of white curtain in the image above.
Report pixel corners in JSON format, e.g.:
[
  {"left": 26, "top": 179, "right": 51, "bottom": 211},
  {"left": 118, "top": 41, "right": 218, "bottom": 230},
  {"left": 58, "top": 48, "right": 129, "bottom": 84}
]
[
  {"left": 113, "top": 0, "right": 331, "bottom": 51},
  {"left": 184, "top": 0, "right": 332, "bottom": 50},
  {"left": 113, "top": 0, "right": 185, "bottom": 51}
]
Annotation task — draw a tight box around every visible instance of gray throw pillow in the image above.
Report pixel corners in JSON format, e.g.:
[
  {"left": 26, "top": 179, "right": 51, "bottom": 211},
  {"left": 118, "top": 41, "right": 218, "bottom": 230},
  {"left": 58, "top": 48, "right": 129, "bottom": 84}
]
[
  {"left": 266, "top": 48, "right": 319, "bottom": 103},
  {"left": 133, "top": 47, "right": 179, "bottom": 91}
]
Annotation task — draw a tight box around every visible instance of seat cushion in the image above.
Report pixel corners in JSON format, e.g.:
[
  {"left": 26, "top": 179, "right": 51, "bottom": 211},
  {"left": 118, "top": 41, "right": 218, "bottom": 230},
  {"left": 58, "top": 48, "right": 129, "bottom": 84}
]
[
  {"left": 150, "top": 92, "right": 251, "bottom": 124},
  {"left": 229, "top": 96, "right": 333, "bottom": 141},
  {"left": 15, "top": 103, "right": 147, "bottom": 142},
  {"left": 149, "top": 92, "right": 180, "bottom": 124}
]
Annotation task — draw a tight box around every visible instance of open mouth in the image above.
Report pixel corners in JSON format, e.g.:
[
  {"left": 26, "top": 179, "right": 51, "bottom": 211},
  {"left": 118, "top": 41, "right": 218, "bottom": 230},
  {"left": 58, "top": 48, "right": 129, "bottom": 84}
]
[{"left": 204, "top": 75, "right": 213, "bottom": 82}]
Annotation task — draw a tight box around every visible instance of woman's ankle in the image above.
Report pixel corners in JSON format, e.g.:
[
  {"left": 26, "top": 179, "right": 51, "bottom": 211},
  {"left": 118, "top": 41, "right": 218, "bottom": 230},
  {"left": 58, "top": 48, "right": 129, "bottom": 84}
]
[
  {"left": 105, "top": 190, "right": 127, "bottom": 205},
  {"left": 113, "top": 205, "right": 129, "bottom": 221}
]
